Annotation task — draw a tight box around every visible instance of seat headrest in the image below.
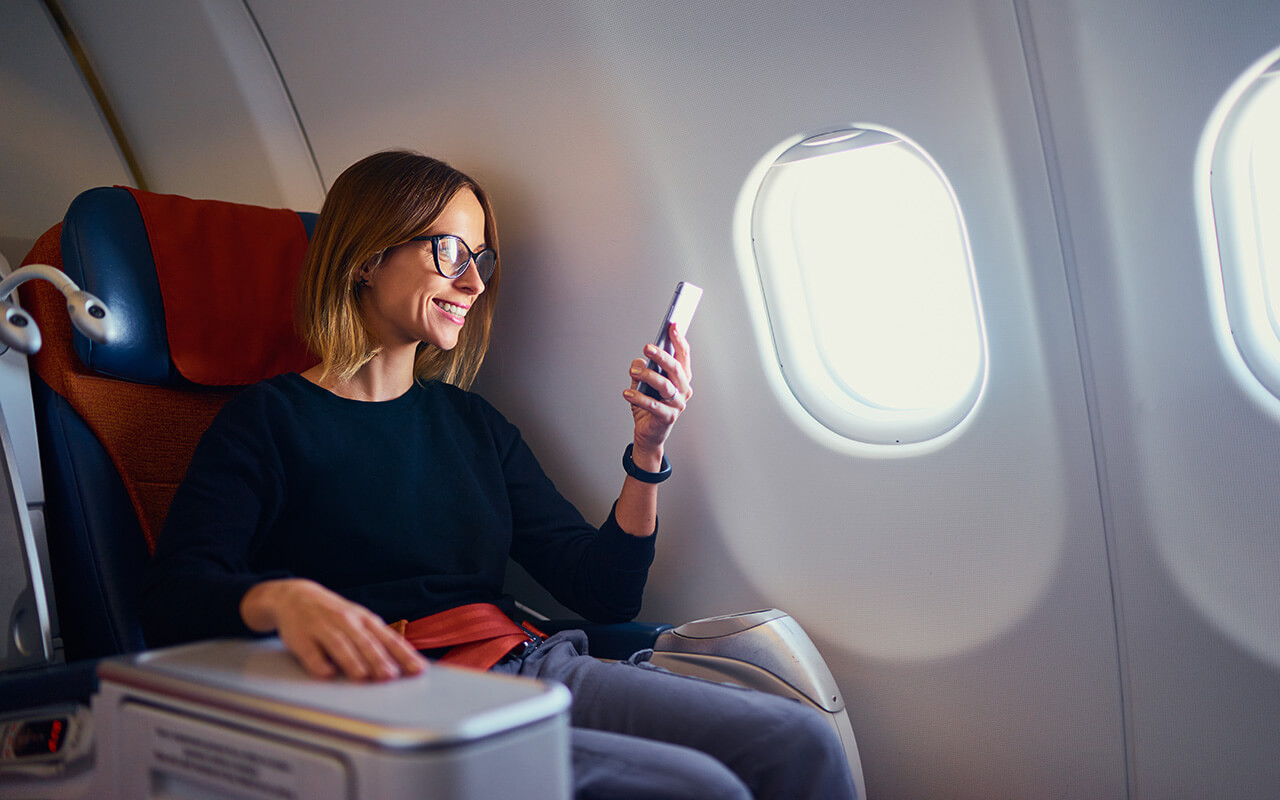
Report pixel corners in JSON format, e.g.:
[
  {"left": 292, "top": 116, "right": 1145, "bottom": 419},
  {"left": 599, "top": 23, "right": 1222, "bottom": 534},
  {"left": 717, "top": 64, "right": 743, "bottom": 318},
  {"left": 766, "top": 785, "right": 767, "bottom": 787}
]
[{"left": 60, "top": 187, "right": 318, "bottom": 386}]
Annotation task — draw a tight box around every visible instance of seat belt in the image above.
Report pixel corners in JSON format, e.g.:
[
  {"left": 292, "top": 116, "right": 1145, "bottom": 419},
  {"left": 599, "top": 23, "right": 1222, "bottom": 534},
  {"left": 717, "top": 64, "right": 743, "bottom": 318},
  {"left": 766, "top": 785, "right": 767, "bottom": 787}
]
[{"left": 389, "top": 603, "right": 545, "bottom": 671}]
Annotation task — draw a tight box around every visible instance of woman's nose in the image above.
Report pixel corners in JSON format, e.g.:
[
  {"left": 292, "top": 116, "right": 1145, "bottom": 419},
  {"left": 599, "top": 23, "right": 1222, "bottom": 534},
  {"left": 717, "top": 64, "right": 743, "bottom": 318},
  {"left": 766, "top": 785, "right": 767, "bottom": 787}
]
[{"left": 454, "top": 259, "right": 485, "bottom": 294}]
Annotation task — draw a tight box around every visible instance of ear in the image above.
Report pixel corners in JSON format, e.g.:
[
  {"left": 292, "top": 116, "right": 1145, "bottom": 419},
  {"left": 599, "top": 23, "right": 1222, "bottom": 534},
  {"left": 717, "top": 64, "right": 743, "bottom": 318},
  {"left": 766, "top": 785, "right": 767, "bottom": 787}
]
[{"left": 357, "top": 251, "right": 384, "bottom": 287}]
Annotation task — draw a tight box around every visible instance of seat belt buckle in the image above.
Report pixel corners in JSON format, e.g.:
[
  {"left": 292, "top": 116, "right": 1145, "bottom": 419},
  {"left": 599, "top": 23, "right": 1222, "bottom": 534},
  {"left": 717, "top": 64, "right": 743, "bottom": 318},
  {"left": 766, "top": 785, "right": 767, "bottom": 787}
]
[{"left": 516, "top": 623, "right": 545, "bottom": 657}]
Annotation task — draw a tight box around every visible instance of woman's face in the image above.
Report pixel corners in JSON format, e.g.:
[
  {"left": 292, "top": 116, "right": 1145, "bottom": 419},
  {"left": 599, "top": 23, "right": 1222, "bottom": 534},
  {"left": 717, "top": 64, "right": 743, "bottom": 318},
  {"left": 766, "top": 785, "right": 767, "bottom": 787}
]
[{"left": 361, "top": 189, "right": 488, "bottom": 353}]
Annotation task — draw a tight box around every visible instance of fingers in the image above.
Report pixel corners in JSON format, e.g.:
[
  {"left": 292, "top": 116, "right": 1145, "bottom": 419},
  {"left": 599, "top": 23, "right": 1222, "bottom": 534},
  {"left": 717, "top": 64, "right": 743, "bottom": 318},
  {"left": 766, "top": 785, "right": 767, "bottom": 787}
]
[
  {"left": 629, "top": 347, "right": 692, "bottom": 408},
  {"left": 628, "top": 357, "right": 646, "bottom": 392},
  {"left": 315, "top": 616, "right": 410, "bottom": 682},
  {"left": 286, "top": 634, "right": 337, "bottom": 680},
  {"left": 625, "top": 389, "right": 682, "bottom": 426},
  {"left": 268, "top": 580, "right": 427, "bottom": 682},
  {"left": 287, "top": 624, "right": 426, "bottom": 682},
  {"left": 667, "top": 322, "right": 692, "bottom": 377},
  {"left": 622, "top": 325, "right": 695, "bottom": 453},
  {"left": 654, "top": 324, "right": 693, "bottom": 396},
  {"left": 623, "top": 325, "right": 695, "bottom": 434},
  {"left": 375, "top": 624, "right": 430, "bottom": 676},
  {"left": 625, "top": 378, "right": 684, "bottom": 422},
  {"left": 282, "top": 613, "right": 395, "bottom": 682}
]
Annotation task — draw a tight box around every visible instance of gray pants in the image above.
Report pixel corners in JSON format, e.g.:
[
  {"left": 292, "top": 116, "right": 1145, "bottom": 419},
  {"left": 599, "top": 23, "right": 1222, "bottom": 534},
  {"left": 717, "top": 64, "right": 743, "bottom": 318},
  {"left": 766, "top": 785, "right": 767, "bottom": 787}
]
[{"left": 491, "top": 630, "right": 858, "bottom": 800}]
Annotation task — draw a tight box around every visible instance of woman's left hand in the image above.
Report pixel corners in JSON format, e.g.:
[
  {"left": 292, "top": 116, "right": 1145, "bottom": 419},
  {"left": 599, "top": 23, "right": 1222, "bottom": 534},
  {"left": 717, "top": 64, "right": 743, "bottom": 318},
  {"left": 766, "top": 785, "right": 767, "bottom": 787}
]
[{"left": 624, "top": 323, "right": 693, "bottom": 453}]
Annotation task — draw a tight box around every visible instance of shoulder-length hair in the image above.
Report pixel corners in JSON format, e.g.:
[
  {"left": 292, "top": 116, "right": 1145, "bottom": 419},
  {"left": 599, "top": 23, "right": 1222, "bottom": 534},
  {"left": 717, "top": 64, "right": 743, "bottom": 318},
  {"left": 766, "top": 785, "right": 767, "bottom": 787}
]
[{"left": 296, "top": 150, "right": 501, "bottom": 389}]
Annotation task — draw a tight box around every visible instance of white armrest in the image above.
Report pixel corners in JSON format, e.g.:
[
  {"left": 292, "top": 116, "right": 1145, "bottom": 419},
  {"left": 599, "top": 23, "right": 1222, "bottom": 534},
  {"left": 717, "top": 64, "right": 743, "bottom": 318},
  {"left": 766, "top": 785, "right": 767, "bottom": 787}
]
[
  {"left": 651, "top": 609, "right": 867, "bottom": 799},
  {"left": 92, "top": 639, "right": 571, "bottom": 799}
]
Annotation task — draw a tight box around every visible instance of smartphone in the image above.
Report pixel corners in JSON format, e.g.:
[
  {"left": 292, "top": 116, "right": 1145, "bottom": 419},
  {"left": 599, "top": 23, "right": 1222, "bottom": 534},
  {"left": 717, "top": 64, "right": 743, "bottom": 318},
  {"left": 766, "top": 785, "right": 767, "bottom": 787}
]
[{"left": 639, "top": 281, "right": 703, "bottom": 399}]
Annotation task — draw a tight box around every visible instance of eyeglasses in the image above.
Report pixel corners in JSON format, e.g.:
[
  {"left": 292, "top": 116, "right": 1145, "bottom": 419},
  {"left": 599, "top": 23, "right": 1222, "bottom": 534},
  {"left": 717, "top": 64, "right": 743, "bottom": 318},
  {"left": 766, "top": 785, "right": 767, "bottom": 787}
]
[{"left": 410, "top": 234, "right": 497, "bottom": 283}]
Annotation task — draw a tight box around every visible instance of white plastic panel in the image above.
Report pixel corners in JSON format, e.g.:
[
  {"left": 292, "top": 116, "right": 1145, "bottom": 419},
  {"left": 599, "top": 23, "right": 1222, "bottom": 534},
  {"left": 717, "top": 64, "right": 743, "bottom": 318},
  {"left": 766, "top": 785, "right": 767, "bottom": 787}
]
[
  {"left": 55, "top": 0, "right": 324, "bottom": 210},
  {"left": 1026, "top": 1, "right": 1280, "bottom": 797},
  {"left": 120, "top": 702, "right": 351, "bottom": 800},
  {"left": 0, "top": 0, "right": 130, "bottom": 508},
  {"left": 0, "top": 0, "right": 132, "bottom": 266}
]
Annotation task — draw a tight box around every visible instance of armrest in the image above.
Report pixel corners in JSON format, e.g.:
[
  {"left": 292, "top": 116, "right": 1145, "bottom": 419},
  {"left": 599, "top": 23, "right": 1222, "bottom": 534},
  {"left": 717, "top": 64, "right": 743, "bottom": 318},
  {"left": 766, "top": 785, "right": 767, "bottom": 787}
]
[
  {"left": 649, "top": 609, "right": 867, "bottom": 799},
  {"left": 0, "top": 659, "right": 100, "bottom": 714},
  {"left": 93, "top": 639, "right": 572, "bottom": 798}
]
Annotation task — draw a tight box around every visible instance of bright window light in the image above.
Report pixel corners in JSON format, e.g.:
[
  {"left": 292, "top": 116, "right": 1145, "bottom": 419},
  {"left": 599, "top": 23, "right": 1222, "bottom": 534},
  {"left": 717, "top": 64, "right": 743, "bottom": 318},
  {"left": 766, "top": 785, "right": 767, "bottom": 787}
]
[
  {"left": 746, "top": 127, "right": 986, "bottom": 446},
  {"left": 1252, "top": 86, "right": 1280, "bottom": 335},
  {"left": 1202, "top": 52, "right": 1280, "bottom": 403}
]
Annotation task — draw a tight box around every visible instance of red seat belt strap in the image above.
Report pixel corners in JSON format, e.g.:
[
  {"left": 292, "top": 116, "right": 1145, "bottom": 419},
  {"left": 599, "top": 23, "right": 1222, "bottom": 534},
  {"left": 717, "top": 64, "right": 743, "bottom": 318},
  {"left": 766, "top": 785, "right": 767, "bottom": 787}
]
[{"left": 389, "top": 603, "right": 545, "bottom": 671}]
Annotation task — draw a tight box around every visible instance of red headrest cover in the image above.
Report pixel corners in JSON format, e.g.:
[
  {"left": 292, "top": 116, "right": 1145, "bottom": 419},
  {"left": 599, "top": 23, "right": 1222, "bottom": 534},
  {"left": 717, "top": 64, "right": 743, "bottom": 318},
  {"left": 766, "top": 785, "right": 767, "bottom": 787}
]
[{"left": 126, "top": 187, "right": 314, "bottom": 385}]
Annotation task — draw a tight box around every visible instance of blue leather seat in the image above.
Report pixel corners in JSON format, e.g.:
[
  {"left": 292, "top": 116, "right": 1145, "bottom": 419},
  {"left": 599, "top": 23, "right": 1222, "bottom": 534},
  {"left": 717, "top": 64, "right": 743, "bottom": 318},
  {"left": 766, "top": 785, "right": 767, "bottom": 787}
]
[{"left": 27, "top": 187, "right": 319, "bottom": 664}]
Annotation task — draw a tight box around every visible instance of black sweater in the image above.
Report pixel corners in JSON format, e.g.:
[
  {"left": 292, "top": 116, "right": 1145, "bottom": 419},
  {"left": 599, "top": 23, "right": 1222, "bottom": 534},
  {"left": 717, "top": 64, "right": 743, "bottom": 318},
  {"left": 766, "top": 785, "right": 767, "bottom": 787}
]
[{"left": 140, "top": 373, "right": 656, "bottom": 647}]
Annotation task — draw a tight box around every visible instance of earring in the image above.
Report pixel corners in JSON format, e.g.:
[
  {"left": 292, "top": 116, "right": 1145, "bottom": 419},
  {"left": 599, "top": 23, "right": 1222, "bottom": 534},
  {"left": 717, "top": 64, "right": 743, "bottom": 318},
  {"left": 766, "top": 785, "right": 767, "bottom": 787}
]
[{"left": 356, "top": 265, "right": 374, "bottom": 290}]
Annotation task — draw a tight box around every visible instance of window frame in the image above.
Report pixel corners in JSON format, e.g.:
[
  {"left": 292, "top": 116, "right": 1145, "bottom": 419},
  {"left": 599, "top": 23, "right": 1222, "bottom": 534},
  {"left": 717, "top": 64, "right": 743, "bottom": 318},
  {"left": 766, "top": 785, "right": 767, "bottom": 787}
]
[
  {"left": 735, "top": 124, "right": 988, "bottom": 450},
  {"left": 1198, "top": 48, "right": 1280, "bottom": 411}
]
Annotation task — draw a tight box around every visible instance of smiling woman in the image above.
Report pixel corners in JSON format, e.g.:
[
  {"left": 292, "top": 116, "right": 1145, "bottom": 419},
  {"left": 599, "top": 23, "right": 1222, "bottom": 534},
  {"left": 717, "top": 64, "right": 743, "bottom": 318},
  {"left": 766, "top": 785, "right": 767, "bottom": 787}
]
[
  {"left": 139, "top": 150, "right": 855, "bottom": 800},
  {"left": 294, "top": 151, "right": 503, "bottom": 392}
]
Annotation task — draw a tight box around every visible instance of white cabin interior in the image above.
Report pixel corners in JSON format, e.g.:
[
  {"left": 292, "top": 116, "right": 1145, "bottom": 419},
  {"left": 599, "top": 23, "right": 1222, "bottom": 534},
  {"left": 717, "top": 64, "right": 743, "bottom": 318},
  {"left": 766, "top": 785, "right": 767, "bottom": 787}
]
[{"left": 3, "top": 1, "right": 1280, "bottom": 797}]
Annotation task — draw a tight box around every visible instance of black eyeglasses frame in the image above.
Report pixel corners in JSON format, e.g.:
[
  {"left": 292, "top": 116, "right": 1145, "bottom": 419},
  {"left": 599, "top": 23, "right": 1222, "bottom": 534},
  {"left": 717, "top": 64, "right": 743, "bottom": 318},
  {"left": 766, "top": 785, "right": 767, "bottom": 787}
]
[{"left": 409, "top": 234, "right": 497, "bottom": 283}]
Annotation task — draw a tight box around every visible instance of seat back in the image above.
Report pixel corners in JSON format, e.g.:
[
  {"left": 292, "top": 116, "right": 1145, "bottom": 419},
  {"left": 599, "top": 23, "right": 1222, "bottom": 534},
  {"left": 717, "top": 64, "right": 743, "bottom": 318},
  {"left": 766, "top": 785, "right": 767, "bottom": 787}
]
[{"left": 20, "top": 187, "right": 317, "bottom": 661}]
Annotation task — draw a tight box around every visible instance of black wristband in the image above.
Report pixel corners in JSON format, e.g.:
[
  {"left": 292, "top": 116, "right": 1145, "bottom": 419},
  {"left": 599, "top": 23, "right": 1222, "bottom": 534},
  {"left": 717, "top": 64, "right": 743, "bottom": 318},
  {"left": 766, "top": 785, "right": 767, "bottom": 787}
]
[{"left": 623, "top": 443, "right": 672, "bottom": 483}]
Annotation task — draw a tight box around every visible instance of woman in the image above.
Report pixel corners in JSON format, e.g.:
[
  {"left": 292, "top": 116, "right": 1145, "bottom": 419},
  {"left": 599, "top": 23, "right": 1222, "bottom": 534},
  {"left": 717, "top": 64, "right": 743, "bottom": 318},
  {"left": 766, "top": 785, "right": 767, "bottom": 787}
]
[{"left": 141, "top": 150, "right": 857, "bottom": 799}]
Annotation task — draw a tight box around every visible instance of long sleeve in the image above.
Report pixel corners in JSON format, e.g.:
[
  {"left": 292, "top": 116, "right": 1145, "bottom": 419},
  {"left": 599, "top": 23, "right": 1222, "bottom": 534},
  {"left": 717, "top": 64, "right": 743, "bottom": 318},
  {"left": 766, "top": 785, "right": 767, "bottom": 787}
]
[
  {"left": 139, "top": 388, "right": 289, "bottom": 647},
  {"left": 486, "top": 402, "right": 657, "bottom": 623},
  {"left": 139, "top": 374, "right": 659, "bottom": 647}
]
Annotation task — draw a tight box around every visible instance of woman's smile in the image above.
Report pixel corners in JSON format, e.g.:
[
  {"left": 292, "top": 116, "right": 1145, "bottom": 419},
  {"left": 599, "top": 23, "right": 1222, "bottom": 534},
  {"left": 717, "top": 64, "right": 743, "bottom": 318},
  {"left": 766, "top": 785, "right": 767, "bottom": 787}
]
[{"left": 434, "top": 298, "right": 470, "bottom": 322}]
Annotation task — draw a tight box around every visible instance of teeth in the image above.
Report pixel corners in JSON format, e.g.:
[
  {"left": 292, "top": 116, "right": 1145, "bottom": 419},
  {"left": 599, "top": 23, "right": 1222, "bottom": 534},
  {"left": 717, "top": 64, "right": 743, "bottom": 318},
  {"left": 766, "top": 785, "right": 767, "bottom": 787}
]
[{"left": 437, "top": 300, "right": 468, "bottom": 317}]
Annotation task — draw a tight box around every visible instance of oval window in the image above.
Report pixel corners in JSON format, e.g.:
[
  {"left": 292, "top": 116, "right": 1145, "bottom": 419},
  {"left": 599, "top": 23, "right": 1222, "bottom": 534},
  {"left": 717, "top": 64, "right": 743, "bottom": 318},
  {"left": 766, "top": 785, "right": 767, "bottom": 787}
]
[
  {"left": 743, "top": 126, "right": 986, "bottom": 446},
  {"left": 1201, "top": 48, "right": 1280, "bottom": 403}
]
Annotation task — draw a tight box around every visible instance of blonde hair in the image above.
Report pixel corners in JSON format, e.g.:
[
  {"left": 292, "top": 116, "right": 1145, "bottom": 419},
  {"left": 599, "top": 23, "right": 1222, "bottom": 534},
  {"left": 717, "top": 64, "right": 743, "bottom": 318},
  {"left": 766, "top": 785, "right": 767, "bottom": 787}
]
[{"left": 296, "top": 150, "right": 500, "bottom": 389}]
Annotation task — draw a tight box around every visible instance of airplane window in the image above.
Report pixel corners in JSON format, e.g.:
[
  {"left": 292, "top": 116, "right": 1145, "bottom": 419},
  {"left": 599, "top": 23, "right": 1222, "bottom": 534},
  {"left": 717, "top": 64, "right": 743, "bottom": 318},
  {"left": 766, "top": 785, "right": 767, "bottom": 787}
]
[
  {"left": 1201, "top": 49, "right": 1280, "bottom": 402},
  {"left": 744, "top": 127, "right": 986, "bottom": 446}
]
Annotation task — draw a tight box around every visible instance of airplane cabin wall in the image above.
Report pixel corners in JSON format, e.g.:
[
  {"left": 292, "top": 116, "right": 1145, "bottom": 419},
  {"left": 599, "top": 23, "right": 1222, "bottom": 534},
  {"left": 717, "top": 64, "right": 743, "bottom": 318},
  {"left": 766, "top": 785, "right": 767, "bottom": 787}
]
[
  {"left": 0, "top": 0, "right": 133, "bottom": 505},
  {"left": 2, "top": 1, "right": 1279, "bottom": 798},
  {"left": 1026, "top": 1, "right": 1280, "bottom": 796}
]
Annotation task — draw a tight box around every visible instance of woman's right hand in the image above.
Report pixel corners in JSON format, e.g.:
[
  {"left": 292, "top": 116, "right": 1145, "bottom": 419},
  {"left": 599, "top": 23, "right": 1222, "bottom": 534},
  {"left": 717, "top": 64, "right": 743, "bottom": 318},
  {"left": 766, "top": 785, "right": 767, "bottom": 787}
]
[{"left": 239, "top": 578, "right": 428, "bottom": 681}]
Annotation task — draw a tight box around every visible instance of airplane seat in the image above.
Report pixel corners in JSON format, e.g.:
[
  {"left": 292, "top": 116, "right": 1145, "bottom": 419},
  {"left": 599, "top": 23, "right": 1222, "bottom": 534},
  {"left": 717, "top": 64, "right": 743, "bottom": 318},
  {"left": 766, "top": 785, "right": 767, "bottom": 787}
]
[{"left": 18, "top": 186, "right": 317, "bottom": 666}]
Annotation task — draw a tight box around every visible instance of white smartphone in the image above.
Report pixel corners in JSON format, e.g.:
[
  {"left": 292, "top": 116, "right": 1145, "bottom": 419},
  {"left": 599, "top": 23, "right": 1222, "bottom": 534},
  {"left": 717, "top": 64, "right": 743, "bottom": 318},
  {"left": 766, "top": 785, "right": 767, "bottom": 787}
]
[{"left": 639, "top": 281, "right": 703, "bottom": 399}]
